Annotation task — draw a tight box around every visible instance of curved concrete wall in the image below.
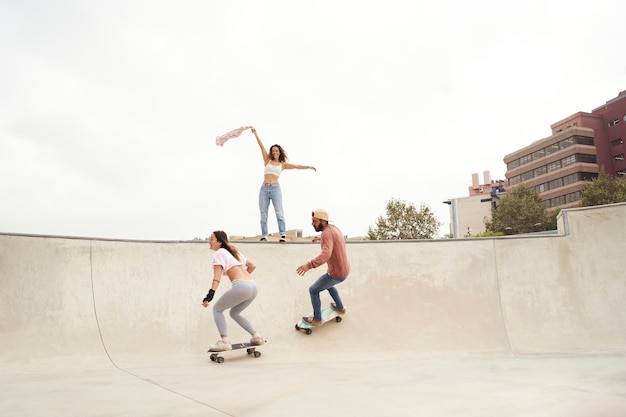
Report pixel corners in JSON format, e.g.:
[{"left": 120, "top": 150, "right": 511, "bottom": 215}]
[{"left": 1, "top": 203, "right": 624, "bottom": 373}]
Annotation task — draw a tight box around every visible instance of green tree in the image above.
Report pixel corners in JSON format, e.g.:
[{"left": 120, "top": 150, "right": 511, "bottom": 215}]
[
  {"left": 581, "top": 168, "right": 626, "bottom": 206},
  {"left": 484, "top": 183, "right": 550, "bottom": 235},
  {"left": 469, "top": 231, "right": 504, "bottom": 238},
  {"left": 545, "top": 208, "right": 560, "bottom": 231},
  {"left": 366, "top": 198, "right": 441, "bottom": 240}
]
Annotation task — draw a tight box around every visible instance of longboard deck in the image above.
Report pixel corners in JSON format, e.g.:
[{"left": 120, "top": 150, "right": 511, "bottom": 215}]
[
  {"left": 295, "top": 306, "right": 343, "bottom": 334},
  {"left": 208, "top": 341, "right": 267, "bottom": 363},
  {"left": 208, "top": 342, "right": 259, "bottom": 352}
]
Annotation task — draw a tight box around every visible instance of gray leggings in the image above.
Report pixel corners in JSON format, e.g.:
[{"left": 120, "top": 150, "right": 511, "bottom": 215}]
[{"left": 212, "top": 279, "right": 258, "bottom": 336}]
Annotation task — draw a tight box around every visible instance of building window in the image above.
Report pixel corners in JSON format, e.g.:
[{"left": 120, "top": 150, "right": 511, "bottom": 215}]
[
  {"left": 611, "top": 138, "right": 623, "bottom": 146},
  {"left": 575, "top": 135, "right": 594, "bottom": 146},
  {"left": 507, "top": 136, "right": 594, "bottom": 171},
  {"left": 507, "top": 160, "right": 520, "bottom": 170},
  {"left": 545, "top": 143, "right": 560, "bottom": 156},
  {"left": 510, "top": 155, "right": 597, "bottom": 187},
  {"left": 548, "top": 177, "right": 564, "bottom": 190},
  {"left": 532, "top": 149, "right": 546, "bottom": 160},
  {"left": 534, "top": 166, "right": 547, "bottom": 177},
  {"left": 614, "top": 154, "right": 625, "bottom": 161},
  {"left": 560, "top": 137, "right": 576, "bottom": 149},
  {"left": 565, "top": 191, "right": 581, "bottom": 204},
  {"left": 577, "top": 154, "right": 597, "bottom": 164},
  {"left": 520, "top": 154, "right": 533, "bottom": 165},
  {"left": 548, "top": 161, "right": 561, "bottom": 172},
  {"left": 563, "top": 173, "right": 577, "bottom": 185},
  {"left": 608, "top": 118, "right": 620, "bottom": 127},
  {"left": 535, "top": 172, "right": 596, "bottom": 195},
  {"left": 561, "top": 155, "right": 576, "bottom": 167},
  {"left": 544, "top": 192, "right": 581, "bottom": 209},
  {"left": 581, "top": 172, "right": 598, "bottom": 181}
]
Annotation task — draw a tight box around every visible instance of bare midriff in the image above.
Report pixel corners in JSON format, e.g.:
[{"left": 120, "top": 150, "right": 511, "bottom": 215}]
[
  {"left": 263, "top": 174, "right": 280, "bottom": 184},
  {"left": 227, "top": 265, "right": 252, "bottom": 283}
]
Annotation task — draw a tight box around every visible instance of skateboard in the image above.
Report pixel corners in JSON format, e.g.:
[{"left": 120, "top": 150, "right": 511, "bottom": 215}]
[
  {"left": 295, "top": 305, "right": 343, "bottom": 335},
  {"left": 208, "top": 341, "right": 266, "bottom": 364}
]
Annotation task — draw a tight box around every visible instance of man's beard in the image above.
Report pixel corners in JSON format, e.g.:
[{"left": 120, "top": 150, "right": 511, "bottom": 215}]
[{"left": 314, "top": 223, "right": 324, "bottom": 232}]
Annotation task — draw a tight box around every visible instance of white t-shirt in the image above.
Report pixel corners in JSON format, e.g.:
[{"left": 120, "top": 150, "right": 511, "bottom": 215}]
[{"left": 212, "top": 248, "right": 246, "bottom": 276}]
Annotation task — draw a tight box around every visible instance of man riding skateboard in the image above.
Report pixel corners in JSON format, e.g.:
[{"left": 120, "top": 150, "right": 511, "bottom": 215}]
[{"left": 296, "top": 209, "right": 351, "bottom": 326}]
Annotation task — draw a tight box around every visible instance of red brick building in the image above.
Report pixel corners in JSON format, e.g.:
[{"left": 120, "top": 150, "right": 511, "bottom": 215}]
[{"left": 504, "top": 90, "right": 626, "bottom": 211}]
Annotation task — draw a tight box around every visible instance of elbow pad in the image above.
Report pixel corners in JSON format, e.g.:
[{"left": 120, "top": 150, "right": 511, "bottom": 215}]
[{"left": 203, "top": 289, "right": 215, "bottom": 303}]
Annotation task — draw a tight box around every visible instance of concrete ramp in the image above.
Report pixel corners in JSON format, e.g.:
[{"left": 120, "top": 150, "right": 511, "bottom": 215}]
[{"left": 1, "top": 204, "right": 625, "bottom": 416}]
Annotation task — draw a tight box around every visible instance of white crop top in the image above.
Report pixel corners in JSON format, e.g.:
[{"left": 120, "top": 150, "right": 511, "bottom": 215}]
[
  {"left": 212, "top": 248, "right": 247, "bottom": 276},
  {"left": 264, "top": 162, "right": 282, "bottom": 177}
]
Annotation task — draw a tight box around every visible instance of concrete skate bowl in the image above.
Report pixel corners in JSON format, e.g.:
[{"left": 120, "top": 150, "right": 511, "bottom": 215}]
[{"left": 1, "top": 203, "right": 625, "bottom": 417}]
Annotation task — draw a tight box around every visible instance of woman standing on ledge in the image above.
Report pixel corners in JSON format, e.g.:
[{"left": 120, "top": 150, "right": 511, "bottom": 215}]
[{"left": 251, "top": 127, "right": 316, "bottom": 242}]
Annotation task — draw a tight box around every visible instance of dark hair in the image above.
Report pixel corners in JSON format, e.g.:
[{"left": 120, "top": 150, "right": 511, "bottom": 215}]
[
  {"left": 212, "top": 230, "right": 241, "bottom": 261},
  {"left": 269, "top": 144, "right": 289, "bottom": 162}
]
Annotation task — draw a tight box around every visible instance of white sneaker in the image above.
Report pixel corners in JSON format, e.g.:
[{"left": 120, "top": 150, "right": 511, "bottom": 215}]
[
  {"left": 209, "top": 340, "right": 232, "bottom": 351},
  {"left": 250, "top": 336, "right": 265, "bottom": 345}
]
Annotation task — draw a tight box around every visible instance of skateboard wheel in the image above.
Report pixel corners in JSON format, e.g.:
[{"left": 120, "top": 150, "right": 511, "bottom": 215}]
[
  {"left": 210, "top": 354, "right": 218, "bottom": 362},
  {"left": 335, "top": 316, "right": 342, "bottom": 323},
  {"left": 253, "top": 351, "right": 261, "bottom": 358},
  {"left": 305, "top": 329, "right": 312, "bottom": 335},
  {"left": 295, "top": 324, "right": 300, "bottom": 331},
  {"left": 246, "top": 348, "right": 253, "bottom": 354},
  {"left": 217, "top": 357, "right": 225, "bottom": 364}
]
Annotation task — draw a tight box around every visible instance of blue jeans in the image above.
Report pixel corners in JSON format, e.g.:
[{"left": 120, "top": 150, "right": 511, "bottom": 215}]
[
  {"left": 258, "top": 183, "right": 286, "bottom": 236},
  {"left": 309, "top": 273, "right": 347, "bottom": 321}
]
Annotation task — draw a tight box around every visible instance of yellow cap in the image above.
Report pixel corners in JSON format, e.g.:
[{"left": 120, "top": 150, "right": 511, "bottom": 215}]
[{"left": 312, "top": 209, "right": 329, "bottom": 221}]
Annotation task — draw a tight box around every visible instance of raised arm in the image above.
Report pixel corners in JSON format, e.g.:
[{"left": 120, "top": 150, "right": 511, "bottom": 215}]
[
  {"left": 283, "top": 162, "right": 317, "bottom": 172},
  {"left": 251, "top": 128, "right": 270, "bottom": 164}
]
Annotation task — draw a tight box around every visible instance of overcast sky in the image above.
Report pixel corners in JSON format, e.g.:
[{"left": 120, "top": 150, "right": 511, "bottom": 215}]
[{"left": 1, "top": 0, "right": 625, "bottom": 240}]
